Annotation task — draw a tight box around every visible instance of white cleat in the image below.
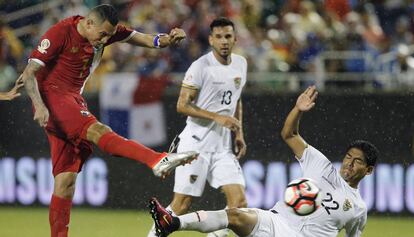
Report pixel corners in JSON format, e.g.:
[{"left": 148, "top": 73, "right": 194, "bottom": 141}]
[{"left": 152, "top": 151, "right": 198, "bottom": 177}]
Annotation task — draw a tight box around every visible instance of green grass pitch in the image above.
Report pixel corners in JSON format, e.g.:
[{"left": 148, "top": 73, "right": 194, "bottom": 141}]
[{"left": 0, "top": 207, "right": 412, "bottom": 237}]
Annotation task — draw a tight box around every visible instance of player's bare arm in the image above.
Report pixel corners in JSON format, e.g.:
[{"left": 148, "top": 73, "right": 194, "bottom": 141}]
[
  {"left": 0, "top": 76, "right": 24, "bottom": 101},
  {"left": 281, "top": 86, "right": 318, "bottom": 158},
  {"left": 177, "top": 86, "right": 241, "bottom": 131},
  {"left": 127, "top": 28, "right": 186, "bottom": 48},
  {"left": 22, "top": 60, "right": 49, "bottom": 127},
  {"left": 234, "top": 99, "right": 246, "bottom": 159}
]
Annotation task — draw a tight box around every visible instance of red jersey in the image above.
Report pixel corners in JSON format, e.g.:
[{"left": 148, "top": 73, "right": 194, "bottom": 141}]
[{"left": 30, "top": 16, "right": 134, "bottom": 94}]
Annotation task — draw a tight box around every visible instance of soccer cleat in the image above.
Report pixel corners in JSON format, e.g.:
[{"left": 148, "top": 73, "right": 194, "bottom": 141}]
[
  {"left": 152, "top": 151, "right": 198, "bottom": 177},
  {"left": 148, "top": 197, "right": 179, "bottom": 237}
]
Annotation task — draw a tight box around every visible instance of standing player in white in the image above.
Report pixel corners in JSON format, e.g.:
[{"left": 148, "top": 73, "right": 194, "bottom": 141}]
[
  {"left": 147, "top": 17, "right": 247, "bottom": 237},
  {"left": 149, "top": 85, "right": 379, "bottom": 237}
]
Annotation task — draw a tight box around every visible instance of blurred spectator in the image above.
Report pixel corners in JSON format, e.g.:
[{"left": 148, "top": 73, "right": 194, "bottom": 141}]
[
  {"left": 134, "top": 49, "right": 170, "bottom": 104},
  {"left": 391, "top": 44, "right": 414, "bottom": 86},
  {"left": 324, "top": 0, "right": 351, "bottom": 20},
  {"left": 4, "top": 0, "right": 414, "bottom": 91},
  {"left": 392, "top": 16, "right": 414, "bottom": 45},
  {"left": 0, "top": 19, "right": 23, "bottom": 90},
  {"left": 358, "top": 4, "right": 385, "bottom": 50},
  {"left": 62, "top": 0, "right": 89, "bottom": 18}
]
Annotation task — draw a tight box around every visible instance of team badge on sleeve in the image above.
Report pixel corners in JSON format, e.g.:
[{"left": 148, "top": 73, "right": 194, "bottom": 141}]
[
  {"left": 234, "top": 77, "right": 241, "bottom": 89},
  {"left": 183, "top": 74, "right": 192, "bottom": 84},
  {"left": 182, "top": 74, "right": 198, "bottom": 90},
  {"left": 37, "top": 39, "right": 51, "bottom": 54}
]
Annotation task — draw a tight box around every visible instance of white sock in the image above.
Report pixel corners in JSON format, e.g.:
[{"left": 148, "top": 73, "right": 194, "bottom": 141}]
[
  {"left": 166, "top": 205, "right": 176, "bottom": 216},
  {"left": 178, "top": 210, "right": 228, "bottom": 233}
]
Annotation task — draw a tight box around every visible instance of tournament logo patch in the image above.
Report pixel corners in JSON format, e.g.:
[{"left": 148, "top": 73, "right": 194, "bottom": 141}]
[
  {"left": 343, "top": 199, "right": 352, "bottom": 211},
  {"left": 189, "top": 175, "right": 198, "bottom": 184},
  {"left": 37, "top": 39, "right": 51, "bottom": 54},
  {"left": 234, "top": 77, "right": 241, "bottom": 89}
]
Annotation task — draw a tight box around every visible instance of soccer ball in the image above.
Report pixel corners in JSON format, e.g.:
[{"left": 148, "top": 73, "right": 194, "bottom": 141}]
[{"left": 284, "top": 178, "right": 321, "bottom": 216}]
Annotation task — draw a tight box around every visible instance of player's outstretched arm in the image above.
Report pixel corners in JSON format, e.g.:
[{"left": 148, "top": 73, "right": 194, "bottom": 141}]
[
  {"left": 281, "top": 86, "right": 318, "bottom": 159},
  {"left": 21, "top": 60, "right": 49, "bottom": 127},
  {"left": 127, "top": 28, "right": 186, "bottom": 48},
  {"left": 0, "top": 76, "right": 24, "bottom": 101},
  {"left": 177, "top": 86, "right": 240, "bottom": 131}
]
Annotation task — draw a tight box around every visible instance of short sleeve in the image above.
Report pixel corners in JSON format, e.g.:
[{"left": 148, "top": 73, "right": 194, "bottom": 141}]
[
  {"left": 105, "top": 25, "right": 135, "bottom": 46},
  {"left": 299, "top": 145, "right": 335, "bottom": 180},
  {"left": 182, "top": 61, "right": 203, "bottom": 89},
  {"left": 29, "top": 24, "right": 66, "bottom": 66}
]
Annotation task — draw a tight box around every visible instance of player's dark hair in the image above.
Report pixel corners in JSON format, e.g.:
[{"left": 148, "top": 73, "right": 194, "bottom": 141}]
[
  {"left": 90, "top": 4, "right": 118, "bottom": 26},
  {"left": 210, "top": 17, "right": 235, "bottom": 33},
  {"left": 347, "top": 140, "right": 379, "bottom": 167}
]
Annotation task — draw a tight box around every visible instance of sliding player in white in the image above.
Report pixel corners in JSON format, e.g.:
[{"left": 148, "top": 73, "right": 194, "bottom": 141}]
[
  {"left": 148, "top": 17, "right": 248, "bottom": 237},
  {"left": 149, "top": 85, "right": 379, "bottom": 237}
]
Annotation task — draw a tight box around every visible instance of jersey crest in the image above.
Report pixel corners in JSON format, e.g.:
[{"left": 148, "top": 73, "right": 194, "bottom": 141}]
[
  {"left": 70, "top": 46, "right": 79, "bottom": 53},
  {"left": 37, "top": 39, "right": 51, "bottom": 54},
  {"left": 343, "top": 198, "right": 352, "bottom": 211},
  {"left": 234, "top": 77, "right": 241, "bottom": 89},
  {"left": 190, "top": 175, "right": 198, "bottom": 184}
]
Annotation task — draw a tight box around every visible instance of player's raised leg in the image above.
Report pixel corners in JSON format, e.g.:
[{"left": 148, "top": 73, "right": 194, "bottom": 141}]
[
  {"left": 85, "top": 122, "right": 198, "bottom": 177},
  {"left": 148, "top": 197, "right": 257, "bottom": 237}
]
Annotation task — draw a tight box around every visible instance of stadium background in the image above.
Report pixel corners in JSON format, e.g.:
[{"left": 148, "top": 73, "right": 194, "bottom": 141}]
[{"left": 0, "top": 0, "right": 413, "bottom": 236}]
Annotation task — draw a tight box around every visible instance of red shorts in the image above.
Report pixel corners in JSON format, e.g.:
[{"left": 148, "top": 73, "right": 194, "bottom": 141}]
[{"left": 41, "top": 87, "right": 98, "bottom": 176}]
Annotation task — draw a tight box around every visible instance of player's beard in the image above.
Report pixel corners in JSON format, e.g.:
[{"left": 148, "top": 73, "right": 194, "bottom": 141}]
[{"left": 220, "top": 48, "right": 230, "bottom": 57}]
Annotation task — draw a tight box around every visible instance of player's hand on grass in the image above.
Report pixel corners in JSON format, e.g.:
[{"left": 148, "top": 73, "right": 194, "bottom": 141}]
[
  {"left": 215, "top": 115, "right": 240, "bottom": 131},
  {"left": 234, "top": 134, "right": 247, "bottom": 160},
  {"left": 296, "top": 85, "right": 318, "bottom": 112},
  {"left": 168, "top": 28, "right": 186, "bottom": 46},
  {"left": 34, "top": 104, "right": 49, "bottom": 127}
]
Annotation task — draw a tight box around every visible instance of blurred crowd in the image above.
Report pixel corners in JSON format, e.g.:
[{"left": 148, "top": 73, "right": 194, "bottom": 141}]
[{"left": 2, "top": 0, "right": 414, "bottom": 92}]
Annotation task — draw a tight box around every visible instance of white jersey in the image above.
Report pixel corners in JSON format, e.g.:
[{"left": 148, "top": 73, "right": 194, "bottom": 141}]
[
  {"left": 272, "top": 145, "right": 367, "bottom": 237},
  {"left": 178, "top": 52, "right": 247, "bottom": 152}
]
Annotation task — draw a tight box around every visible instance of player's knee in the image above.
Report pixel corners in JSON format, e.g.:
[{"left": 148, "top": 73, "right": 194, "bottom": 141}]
[
  {"left": 54, "top": 177, "right": 76, "bottom": 199},
  {"left": 226, "top": 208, "right": 246, "bottom": 227},
  {"left": 87, "top": 122, "right": 112, "bottom": 143},
  {"left": 171, "top": 196, "right": 192, "bottom": 214},
  {"left": 93, "top": 123, "right": 112, "bottom": 135}
]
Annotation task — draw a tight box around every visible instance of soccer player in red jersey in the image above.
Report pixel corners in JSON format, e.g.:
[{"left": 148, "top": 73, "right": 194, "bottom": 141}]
[{"left": 18, "top": 4, "right": 197, "bottom": 237}]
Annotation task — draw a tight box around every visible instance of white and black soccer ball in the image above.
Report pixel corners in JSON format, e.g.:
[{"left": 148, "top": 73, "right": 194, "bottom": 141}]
[{"left": 284, "top": 178, "right": 321, "bottom": 216}]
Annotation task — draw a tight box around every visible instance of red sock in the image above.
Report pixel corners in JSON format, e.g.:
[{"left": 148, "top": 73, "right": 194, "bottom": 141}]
[
  {"left": 49, "top": 195, "right": 72, "bottom": 237},
  {"left": 97, "top": 132, "right": 166, "bottom": 168}
]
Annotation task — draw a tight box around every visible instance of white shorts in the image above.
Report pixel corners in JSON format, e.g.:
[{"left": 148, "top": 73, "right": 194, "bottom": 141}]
[
  {"left": 173, "top": 150, "right": 245, "bottom": 197},
  {"left": 247, "top": 209, "right": 302, "bottom": 237}
]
